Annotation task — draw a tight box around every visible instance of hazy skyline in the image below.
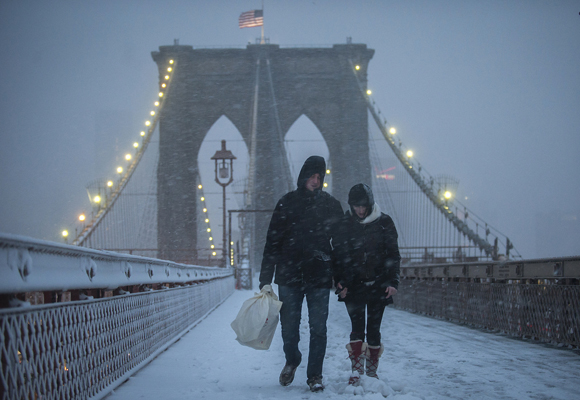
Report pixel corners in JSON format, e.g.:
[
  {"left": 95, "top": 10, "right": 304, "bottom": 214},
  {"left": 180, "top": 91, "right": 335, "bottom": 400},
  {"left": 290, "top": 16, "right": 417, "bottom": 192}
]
[{"left": 1, "top": 1, "right": 579, "bottom": 259}]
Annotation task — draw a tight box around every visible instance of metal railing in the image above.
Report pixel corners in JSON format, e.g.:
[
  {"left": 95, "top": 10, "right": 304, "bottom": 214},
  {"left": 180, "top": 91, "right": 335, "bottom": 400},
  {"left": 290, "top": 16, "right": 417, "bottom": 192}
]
[
  {"left": 0, "top": 233, "right": 231, "bottom": 296},
  {"left": 0, "top": 233, "right": 235, "bottom": 399},
  {"left": 396, "top": 256, "right": 580, "bottom": 347},
  {"left": 400, "top": 246, "right": 487, "bottom": 264}
]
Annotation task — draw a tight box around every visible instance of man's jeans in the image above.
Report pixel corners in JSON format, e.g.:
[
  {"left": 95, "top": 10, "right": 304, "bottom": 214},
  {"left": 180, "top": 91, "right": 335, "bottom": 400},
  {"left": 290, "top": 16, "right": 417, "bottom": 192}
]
[{"left": 278, "top": 285, "right": 330, "bottom": 379}]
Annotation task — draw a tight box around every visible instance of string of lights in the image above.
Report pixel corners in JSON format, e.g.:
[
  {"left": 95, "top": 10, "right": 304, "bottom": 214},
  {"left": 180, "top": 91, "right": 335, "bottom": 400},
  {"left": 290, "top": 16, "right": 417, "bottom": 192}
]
[
  {"left": 60, "top": 56, "right": 518, "bottom": 262},
  {"left": 66, "top": 59, "right": 176, "bottom": 246},
  {"left": 197, "top": 183, "right": 219, "bottom": 259},
  {"left": 353, "top": 60, "right": 520, "bottom": 260}
]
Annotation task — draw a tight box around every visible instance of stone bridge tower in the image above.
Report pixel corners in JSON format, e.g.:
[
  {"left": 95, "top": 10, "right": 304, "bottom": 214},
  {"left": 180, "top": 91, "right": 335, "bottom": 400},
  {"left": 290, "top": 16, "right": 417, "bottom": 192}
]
[{"left": 152, "top": 43, "right": 374, "bottom": 266}]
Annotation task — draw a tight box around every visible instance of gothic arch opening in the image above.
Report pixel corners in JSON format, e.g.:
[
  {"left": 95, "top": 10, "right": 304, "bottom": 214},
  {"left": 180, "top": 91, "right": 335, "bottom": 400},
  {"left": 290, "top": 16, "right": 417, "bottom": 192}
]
[
  {"left": 197, "top": 115, "right": 249, "bottom": 261},
  {"left": 284, "top": 115, "right": 333, "bottom": 193}
]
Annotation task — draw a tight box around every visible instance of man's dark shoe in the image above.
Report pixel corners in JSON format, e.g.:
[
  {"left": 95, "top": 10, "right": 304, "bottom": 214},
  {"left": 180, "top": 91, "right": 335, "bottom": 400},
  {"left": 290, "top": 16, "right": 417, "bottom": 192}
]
[
  {"left": 307, "top": 376, "right": 324, "bottom": 392},
  {"left": 279, "top": 363, "right": 298, "bottom": 386}
]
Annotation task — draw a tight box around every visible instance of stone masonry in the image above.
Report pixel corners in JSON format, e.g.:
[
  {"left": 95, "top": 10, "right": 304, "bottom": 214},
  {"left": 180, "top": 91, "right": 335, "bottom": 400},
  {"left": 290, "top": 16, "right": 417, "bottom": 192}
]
[{"left": 152, "top": 43, "right": 374, "bottom": 266}]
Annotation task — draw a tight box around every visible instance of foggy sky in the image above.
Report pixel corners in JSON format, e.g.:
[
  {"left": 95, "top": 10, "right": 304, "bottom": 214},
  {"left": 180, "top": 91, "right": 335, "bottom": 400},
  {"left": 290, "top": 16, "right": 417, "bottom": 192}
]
[{"left": 0, "top": 0, "right": 579, "bottom": 259}]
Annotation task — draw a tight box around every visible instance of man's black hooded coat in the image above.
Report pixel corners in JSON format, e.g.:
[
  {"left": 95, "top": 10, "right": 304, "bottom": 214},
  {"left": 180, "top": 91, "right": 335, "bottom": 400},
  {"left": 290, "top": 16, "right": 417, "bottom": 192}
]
[{"left": 259, "top": 156, "right": 343, "bottom": 288}]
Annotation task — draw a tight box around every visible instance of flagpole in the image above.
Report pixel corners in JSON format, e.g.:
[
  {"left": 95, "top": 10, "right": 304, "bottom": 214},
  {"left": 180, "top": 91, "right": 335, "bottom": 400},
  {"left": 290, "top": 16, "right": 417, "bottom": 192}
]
[
  {"left": 261, "top": 24, "right": 264, "bottom": 44},
  {"left": 260, "top": 1, "right": 265, "bottom": 44}
]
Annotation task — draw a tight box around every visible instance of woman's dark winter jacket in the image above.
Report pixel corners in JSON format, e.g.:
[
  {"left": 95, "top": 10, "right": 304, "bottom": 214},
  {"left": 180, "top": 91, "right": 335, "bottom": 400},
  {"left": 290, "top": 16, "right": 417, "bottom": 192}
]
[
  {"left": 259, "top": 156, "right": 343, "bottom": 288},
  {"left": 334, "top": 202, "right": 401, "bottom": 305}
]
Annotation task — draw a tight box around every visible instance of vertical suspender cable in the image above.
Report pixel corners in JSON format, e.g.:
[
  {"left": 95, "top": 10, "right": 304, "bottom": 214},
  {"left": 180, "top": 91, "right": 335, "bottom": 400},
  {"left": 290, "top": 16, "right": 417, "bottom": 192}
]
[
  {"left": 246, "top": 58, "right": 261, "bottom": 209},
  {"left": 410, "top": 177, "right": 414, "bottom": 246},
  {"left": 245, "top": 55, "right": 261, "bottom": 267},
  {"left": 265, "top": 58, "right": 293, "bottom": 192},
  {"left": 421, "top": 190, "right": 429, "bottom": 245}
]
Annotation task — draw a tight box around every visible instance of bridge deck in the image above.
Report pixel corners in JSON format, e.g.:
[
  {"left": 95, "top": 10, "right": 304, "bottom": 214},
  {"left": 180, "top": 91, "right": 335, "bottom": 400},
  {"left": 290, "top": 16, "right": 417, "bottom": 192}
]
[{"left": 106, "top": 281, "right": 579, "bottom": 400}]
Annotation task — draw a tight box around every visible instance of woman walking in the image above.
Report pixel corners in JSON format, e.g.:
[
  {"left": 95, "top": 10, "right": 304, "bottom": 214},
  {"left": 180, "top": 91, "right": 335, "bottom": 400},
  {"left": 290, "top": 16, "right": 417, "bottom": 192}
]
[{"left": 334, "top": 183, "right": 401, "bottom": 385}]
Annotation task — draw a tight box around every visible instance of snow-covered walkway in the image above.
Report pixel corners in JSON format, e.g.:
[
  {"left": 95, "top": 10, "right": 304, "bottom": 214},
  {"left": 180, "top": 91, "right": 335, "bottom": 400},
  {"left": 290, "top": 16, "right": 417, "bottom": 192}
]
[{"left": 107, "top": 280, "right": 580, "bottom": 399}]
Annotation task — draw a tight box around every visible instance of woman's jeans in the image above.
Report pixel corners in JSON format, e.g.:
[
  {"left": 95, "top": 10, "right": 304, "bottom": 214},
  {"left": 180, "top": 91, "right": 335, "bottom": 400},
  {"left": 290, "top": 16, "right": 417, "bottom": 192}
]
[
  {"left": 278, "top": 285, "right": 330, "bottom": 379},
  {"left": 345, "top": 298, "right": 386, "bottom": 346}
]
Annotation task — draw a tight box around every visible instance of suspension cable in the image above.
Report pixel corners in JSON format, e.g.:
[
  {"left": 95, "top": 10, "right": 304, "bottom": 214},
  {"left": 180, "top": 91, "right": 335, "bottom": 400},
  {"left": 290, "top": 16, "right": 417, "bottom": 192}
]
[
  {"left": 74, "top": 59, "right": 177, "bottom": 246},
  {"left": 348, "top": 58, "right": 519, "bottom": 259}
]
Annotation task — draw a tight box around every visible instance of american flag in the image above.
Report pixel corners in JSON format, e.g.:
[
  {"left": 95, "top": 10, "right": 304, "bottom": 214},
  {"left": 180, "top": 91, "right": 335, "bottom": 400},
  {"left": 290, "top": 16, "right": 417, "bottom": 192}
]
[{"left": 239, "top": 9, "right": 263, "bottom": 28}]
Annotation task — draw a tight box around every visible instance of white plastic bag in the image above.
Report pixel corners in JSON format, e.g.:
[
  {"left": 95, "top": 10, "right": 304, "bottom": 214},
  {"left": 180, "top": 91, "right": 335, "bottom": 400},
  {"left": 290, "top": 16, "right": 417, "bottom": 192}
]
[{"left": 230, "top": 285, "right": 283, "bottom": 350}]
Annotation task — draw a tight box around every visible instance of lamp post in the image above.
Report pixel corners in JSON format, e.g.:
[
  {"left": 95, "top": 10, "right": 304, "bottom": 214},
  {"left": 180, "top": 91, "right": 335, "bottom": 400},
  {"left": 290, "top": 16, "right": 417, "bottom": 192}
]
[{"left": 211, "top": 140, "right": 236, "bottom": 268}]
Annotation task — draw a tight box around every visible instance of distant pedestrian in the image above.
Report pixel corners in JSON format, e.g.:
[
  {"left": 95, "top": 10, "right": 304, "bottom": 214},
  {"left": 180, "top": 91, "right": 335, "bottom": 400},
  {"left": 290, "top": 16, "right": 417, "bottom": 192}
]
[
  {"left": 334, "top": 183, "right": 401, "bottom": 385},
  {"left": 259, "top": 155, "right": 343, "bottom": 392}
]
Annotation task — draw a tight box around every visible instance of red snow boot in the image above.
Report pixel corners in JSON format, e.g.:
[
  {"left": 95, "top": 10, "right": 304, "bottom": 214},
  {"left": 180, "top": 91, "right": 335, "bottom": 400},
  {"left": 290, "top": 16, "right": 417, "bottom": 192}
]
[
  {"left": 346, "top": 340, "right": 366, "bottom": 385},
  {"left": 365, "top": 343, "right": 384, "bottom": 378}
]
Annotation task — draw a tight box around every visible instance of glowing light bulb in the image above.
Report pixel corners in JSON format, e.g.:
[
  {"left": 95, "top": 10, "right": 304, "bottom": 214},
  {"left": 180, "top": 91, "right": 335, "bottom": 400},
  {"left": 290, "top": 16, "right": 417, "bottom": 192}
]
[
  {"left": 94, "top": 195, "right": 101, "bottom": 203},
  {"left": 366, "top": 89, "right": 372, "bottom": 95},
  {"left": 323, "top": 182, "right": 328, "bottom": 188},
  {"left": 159, "top": 92, "right": 164, "bottom": 97},
  {"left": 165, "top": 75, "right": 169, "bottom": 80},
  {"left": 62, "top": 230, "right": 69, "bottom": 237},
  {"left": 207, "top": 228, "right": 211, "bottom": 232},
  {"left": 133, "top": 142, "right": 139, "bottom": 148},
  {"left": 209, "top": 237, "right": 213, "bottom": 241},
  {"left": 140, "top": 131, "right": 145, "bottom": 136},
  {"left": 117, "top": 167, "right": 123, "bottom": 174},
  {"left": 150, "top": 111, "right": 155, "bottom": 116},
  {"left": 406, "top": 150, "right": 413, "bottom": 158},
  {"left": 145, "top": 121, "right": 151, "bottom": 126},
  {"left": 125, "top": 154, "right": 132, "bottom": 161},
  {"left": 211, "top": 245, "right": 215, "bottom": 249},
  {"left": 161, "top": 83, "right": 166, "bottom": 88},
  {"left": 205, "top": 218, "right": 209, "bottom": 223},
  {"left": 326, "top": 169, "right": 331, "bottom": 174},
  {"left": 154, "top": 101, "right": 159, "bottom": 106},
  {"left": 79, "top": 214, "right": 86, "bottom": 222},
  {"left": 198, "top": 184, "right": 202, "bottom": 189},
  {"left": 167, "top": 67, "right": 172, "bottom": 72},
  {"left": 169, "top": 59, "right": 174, "bottom": 64},
  {"left": 212, "top": 252, "right": 217, "bottom": 256},
  {"left": 444, "top": 191, "right": 453, "bottom": 200},
  {"left": 200, "top": 197, "right": 205, "bottom": 201},
  {"left": 203, "top": 208, "right": 207, "bottom": 213},
  {"left": 389, "top": 127, "right": 396, "bottom": 134},
  {"left": 107, "top": 180, "right": 113, "bottom": 187}
]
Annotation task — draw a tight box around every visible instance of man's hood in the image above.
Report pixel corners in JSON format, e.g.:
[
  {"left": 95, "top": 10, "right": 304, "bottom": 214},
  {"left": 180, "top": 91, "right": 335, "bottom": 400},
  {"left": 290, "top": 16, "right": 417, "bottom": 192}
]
[{"left": 297, "top": 156, "right": 326, "bottom": 190}]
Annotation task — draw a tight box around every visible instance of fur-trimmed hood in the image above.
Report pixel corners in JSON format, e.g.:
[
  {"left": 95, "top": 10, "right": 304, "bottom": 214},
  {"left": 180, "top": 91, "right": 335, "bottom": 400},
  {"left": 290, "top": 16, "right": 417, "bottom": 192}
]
[{"left": 347, "top": 202, "right": 382, "bottom": 224}]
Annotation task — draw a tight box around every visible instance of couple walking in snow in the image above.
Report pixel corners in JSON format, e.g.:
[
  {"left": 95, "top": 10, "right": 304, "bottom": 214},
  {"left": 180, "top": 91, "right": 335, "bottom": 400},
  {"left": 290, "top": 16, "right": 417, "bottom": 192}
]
[{"left": 259, "top": 155, "right": 401, "bottom": 392}]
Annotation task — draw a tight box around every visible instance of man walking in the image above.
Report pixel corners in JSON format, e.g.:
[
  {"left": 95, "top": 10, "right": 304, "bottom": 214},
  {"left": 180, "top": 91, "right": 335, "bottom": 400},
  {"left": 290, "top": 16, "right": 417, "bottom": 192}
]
[{"left": 259, "top": 155, "right": 343, "bottom": 392}]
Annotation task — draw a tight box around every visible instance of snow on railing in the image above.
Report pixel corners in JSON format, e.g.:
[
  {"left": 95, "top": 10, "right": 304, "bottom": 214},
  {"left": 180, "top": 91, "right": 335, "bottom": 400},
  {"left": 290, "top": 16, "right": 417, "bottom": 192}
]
[
  {"left": 0, "top": 232, "right": 232, "bottom": 296},
  {"left": 0, "top": 233, "right": 235, "bottom": 400}
]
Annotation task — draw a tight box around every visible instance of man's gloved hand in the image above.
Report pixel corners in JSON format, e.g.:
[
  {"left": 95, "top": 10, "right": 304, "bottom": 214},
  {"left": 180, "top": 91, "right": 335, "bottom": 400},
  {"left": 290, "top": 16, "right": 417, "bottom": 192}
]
[{"left": 260, "top": 284, "right": 274, "bottom": 294}]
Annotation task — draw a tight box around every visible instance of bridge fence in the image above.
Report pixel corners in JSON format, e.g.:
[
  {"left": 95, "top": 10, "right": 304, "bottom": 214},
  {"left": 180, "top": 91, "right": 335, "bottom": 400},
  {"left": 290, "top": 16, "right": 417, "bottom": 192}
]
[
  {"left": 396, "top": 256, "right": 580, "bottom": 348},
  {"left": 0, "top": 234, "right": 235, "bottom": 400}
]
